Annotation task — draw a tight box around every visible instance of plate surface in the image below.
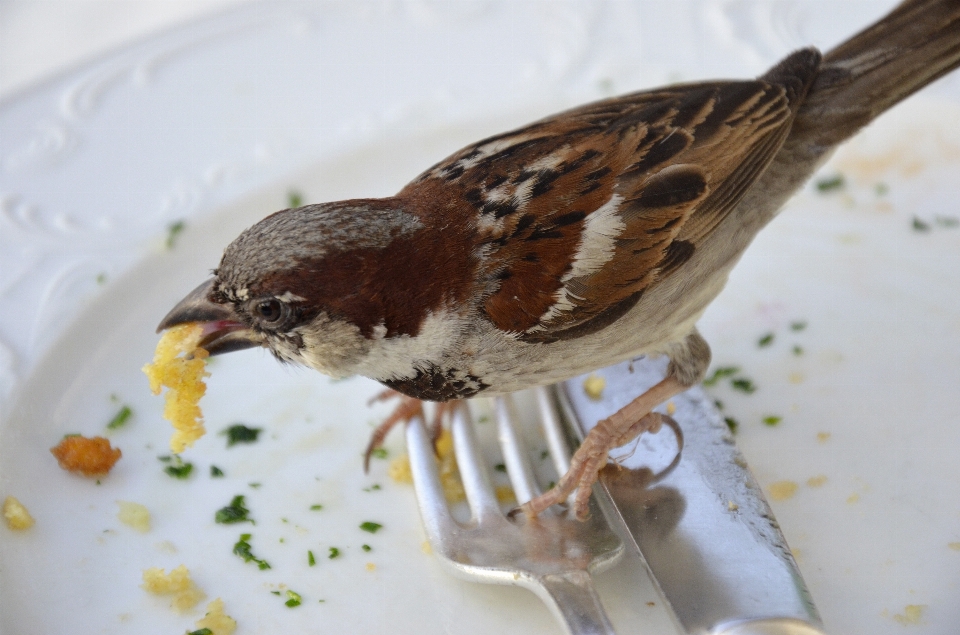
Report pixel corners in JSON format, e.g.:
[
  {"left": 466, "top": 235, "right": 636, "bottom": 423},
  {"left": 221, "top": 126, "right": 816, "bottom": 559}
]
[{"left": 2, "top": 2, "right": 959, "bottom": 634}]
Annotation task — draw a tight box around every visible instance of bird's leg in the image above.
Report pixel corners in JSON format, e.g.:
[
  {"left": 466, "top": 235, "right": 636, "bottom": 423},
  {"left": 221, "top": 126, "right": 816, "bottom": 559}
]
[
  {"left": 364, "top": 390, "right": 462, "bottom": 471},
  {"left": 521, "top": 331, "right": 711, "bottom": 520}
]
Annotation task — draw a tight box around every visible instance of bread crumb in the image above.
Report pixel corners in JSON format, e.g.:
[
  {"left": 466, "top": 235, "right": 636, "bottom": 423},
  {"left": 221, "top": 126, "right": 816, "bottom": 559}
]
[
  {"left": 388, "top": 455, "right": 413, "bottom": 484},
  {"left": 495, "top": 485, "right": 516, "bottom": 503},
  {"left": 788, "top": 372, "right": 805, "bottom": 384},
  {"left": 142, "top": 323, "right": 210, "bottom": 453},
  {"left": 582, "top": 374, "right": 606, "bottom": 400},
  {"left": 816, "top": 431, "right": 831, "bottom": 443},
  {"left": 768, "top": 480, "right": 799, "bottom": 501},
  {"left": 806, "top": 475, "right": 828, "bottom": 488},
  {"left": 948, "top": 542, "right": 960, "bottom": 551},
  {"left": 847, "top": 493, "right": 860, "bottom": 504},
  {"left": 365, "top": 562, "right": 376, "bottom": 572},
  {"left": 892, "top": 604, "right": 925, "bottom": 625},
  {"left": 194, "top": 598, "right": 236, "bottom": 635},
  {"left": 117, "top": 501, "right": 150, "bottom": 533},
  {"left": 727, "top": 500, "right": 738, "bottom": 511},
  {"left": 50, "top": 435, "right": 121, "bottom": 477},
  {"left": 421, "top": 541, "right": 433, "bottom": 555},
  {"left": 3, "top": 496, "right": 35, "bottom": 530},
  {"left": 141, "top": 564, "right": 205, "bottom": 612},
  {"left": 665, "top": 401, "right": 676, "bottom": 415},
  {"left": 389, "top": 429, "right": 465, "bottom": 503}
]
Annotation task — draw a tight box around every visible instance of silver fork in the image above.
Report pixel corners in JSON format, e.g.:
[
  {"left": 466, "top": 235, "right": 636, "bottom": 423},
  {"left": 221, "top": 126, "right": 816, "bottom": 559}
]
[{"left": 406, "top": 387, "right": 624, "bottom": 635}]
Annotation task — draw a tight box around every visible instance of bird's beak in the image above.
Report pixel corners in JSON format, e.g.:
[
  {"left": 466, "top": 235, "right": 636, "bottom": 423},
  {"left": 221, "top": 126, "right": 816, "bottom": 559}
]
[{"left": 156, "top": 279, "right": 262, "bottom": 356}]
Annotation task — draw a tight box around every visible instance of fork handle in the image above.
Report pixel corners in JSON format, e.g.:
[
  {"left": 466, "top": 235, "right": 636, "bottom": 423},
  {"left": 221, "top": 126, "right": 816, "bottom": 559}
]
[{"left": 536, "top": 570, "right": 618, "bottom": 635}]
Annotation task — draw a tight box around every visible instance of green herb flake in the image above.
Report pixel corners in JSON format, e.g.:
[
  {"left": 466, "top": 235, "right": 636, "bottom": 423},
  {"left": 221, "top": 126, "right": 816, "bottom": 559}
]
[
  {"left": 912, "top": 216, "right": 931, "bottom": 232},
  {"left": 271, "top": 591, "right": 281, "bottom": 596},
  {"left": 233, "top": 533, "right": 270, "bottom": 570},
  {"left": 757, "top": 333, "right": 774, "bottom": 348},
  {"left": 188, "top": 629, "right": 213, "bottom": 635},
  {"left": 540, "top": 450, "right": 550, "bottom": 460},
  {"left": 790, "top": 321, "right": 807, "bottom": 331},
  {"left": 96, "top": 272, "right": 108, "bottom": 285},
  {"left": 361, "top": 544, "right": 372, "bottom": 552},
  {"left": 360, "top": 521, "right": 383, "bottom": 534},
  {"left": 874, "top": 182, "right": 889, "bottom": 196},
  {"left": 165, "top": 220, "right": 186, "bottom": 249},
  {"left": 935, "top": 215, "right": 959, "bottom": 228},
  {"left": 370, "top": 448, "right": 388, "bottom": 460},
  {"left": 285, "top": 590, "right": 302, "bottom": 608},
  {"left": 164, "top": 456, "right": 194, "bottom": 480},
  {"left": 362, "top": 483, "right": 382, "bottom": 493},
  {"left": 792, "top": 345, "right": 804, "bottom": 356},
  {"left": 222, "top": 424, "right": 263, "bottom": 447},
  {"left": 328, "top": 547, "right": 341, "bottom": 559},
  {"left": 308, "top": 550, "right": 316, "bottom": 566},
  {"left": 288, "top": 190, "right": 304, "bottom": 208},
  {"left": 714, "top": 399, "right": 724, "bottom": 411},
  {"left": 248, "top": 482, "right": 262, "bottom": 489},
  {"left": 157, "top": 455, "right": 172, "bottom": 462},
  {"left": 494, "top": 463, "right": 507, "bottom": 473},
  {"left": 815, "top": 174, "right": 845, "bottom": 193},
  {"left": 703, "top": 366, "right": 740, "bottom": 387},
  {"left": 762, "top": 416, "right": 783, "bottom": 427},
  {"left": 731, "top": 378, "right": 757, "bottom": 394},
  {"left": 106, "top": 405, "right": 133, "bottom": 430},
  {"left": 724, "top": 417, "right": 739, "bottom": 434},
  {"left": 310, "top": 504, "right": 323, "bottom": 511},
  {"left": 210, "top": 465, "right": 225, "bottom": 477},
  {"left": 215, "top": 495, "right": 254, "bottom": 524}
]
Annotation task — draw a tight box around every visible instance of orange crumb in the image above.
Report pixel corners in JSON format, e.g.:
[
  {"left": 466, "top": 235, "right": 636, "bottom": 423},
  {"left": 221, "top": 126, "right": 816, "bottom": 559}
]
[{"left": 50, "top": 435, "right": 121, "bottom": 477}]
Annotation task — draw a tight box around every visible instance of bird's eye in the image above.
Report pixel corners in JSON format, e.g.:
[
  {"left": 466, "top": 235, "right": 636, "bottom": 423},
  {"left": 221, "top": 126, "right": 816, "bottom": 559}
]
[{"left": 257, "top": 299, "right": 284, "bottom": 323}]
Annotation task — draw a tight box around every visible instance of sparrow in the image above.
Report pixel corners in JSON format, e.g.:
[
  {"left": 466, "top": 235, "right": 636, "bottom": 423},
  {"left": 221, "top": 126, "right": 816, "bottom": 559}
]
[{"left": 158, "top": 0, "right": 960, "bottom": 519}]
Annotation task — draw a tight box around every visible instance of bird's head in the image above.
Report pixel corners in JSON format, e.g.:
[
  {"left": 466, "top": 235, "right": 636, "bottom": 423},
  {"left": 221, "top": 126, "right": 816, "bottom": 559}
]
[{"left": 157, "top": 198, "right": 426, "bottom": 378}]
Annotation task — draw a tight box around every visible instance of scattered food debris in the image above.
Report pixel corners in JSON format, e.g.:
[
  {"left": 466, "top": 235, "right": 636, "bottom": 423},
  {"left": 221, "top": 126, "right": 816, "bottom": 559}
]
[
  {"left": 846, "top": 493, "right": 860, "bottom": 504},
  {"left": 892, "top": 604, "right": 926, "bottom": 626},
  {"left": 163, "top": 455, "right": 194, "bottom": 480},
  {"left": 727, "top": 501, "right": 739, "bottom": 511},
  {"left": 233, "top": 534, "right": 270, "bottom": 569},
  {"left": 106, "top": 405, "right": 133, "bottom": 430},
  {"left": 222, "top": 424, "right": 262, "bottom": 447},
  {"left": 815, "top": 174, "right": 845, "bottom": 192},
  {"left": 193, "top": 598, "right": 237, "bottom": 635},
  {"left": 817, "top": 432, "right": 831, "bottom": 443},
  {"left": 210, "top": 465, "right": 224, "bottom": 477},
  {"left": 703, "top": 366, "right": 739, "bottom": 387},
  {"left": 51, "top": 435, "right": 122, "bottom": 477},
  {"left": 360, "top": 521, "right": 383, "bottom": 534},
  {"left": 724, "top": 417, "right": 739, "bottom": 434},
  {"left": 370, "top": 447, "right": 388, "bottom": 460},
  {"left": 806, "top": 475, "right": 828, "bottom": 488},
  {"left": 328, "top": 547, "right": 341, "bottom": 559},
  {"left": 215, "top": 495, "right": 254, "bottom": 525},
  {"left": 2, "top": 496, "right": 35, "bottom": 530},
  {"left": 731, "top": 378, "right": 756, "bottom": 394},
  {"left": 284, "top": 590, "right": 302, "bottom": 608},
  {"left": 287, "top": 190, "right": 304, "bottom": 208},
  {"left": 762, "top": 415, "right": 782, "bottom": 427},
  {"left": 308, "top": 550, "right": 316, "bottom": 566},
  {"left": 165, "top": 220, "right": 186, "bottom": 249},
  {"left": 141, "top": 564, "right": 205, "bottom": 612},
  {"left": 757, "top": 333, "right": 774, "bottom": 347},
  {"left": 768, "top": 481, "right": 799, "bottom": 501},
  {"left": 365, "top": 562, "right": 377, "bottom": 572},
  {"left": 117, "top": 501, "right": 151, "bottom": 533},
  {"left": 912, "top": 216, "right": 932, "bottom": 232},
  {"left": 582, "top": 374, "right": 606, "bottom": 400}
]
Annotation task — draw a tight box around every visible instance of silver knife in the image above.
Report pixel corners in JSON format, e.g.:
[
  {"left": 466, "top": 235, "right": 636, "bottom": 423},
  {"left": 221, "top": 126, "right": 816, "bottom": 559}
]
[{"left": 558, "top": 358, "right": 827, "bottom": 635}]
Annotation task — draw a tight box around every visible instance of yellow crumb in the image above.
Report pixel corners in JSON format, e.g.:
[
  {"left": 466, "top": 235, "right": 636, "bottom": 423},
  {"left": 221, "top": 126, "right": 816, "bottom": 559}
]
[
  {"left": 50, "top": 435, "right": 121, "bottom": 477},
  {"left": 791, "top": 548, "right": 802, "bottom": 562},
  {"left": 806, "top": 475, "right": 828, "bottom": 488},
  {"left": 194, "top": 598, "right": 236, "bottom": 635},
  {"left": 948, "top": 542, "right": 960, "bottom": 551},
  {"left": 389, "top": 430, "right": 465, "bottom": 503},
  {"left": 3, "top": 496, "right": 35, "bottom": 531},
  {"left": 816, "top": 431, "right": 831, "bottom": 443},
  {"left": 768, "top": 480, "right": 799, "bottom": 501},
  {"left": 847, "top": 493, "right": 860, "bottom": 504},
  {"left": 665, "top": 401, "right": 676, "bottom": 415},
  {"left": 582, "top": 374, "right": 606, "bottom": 400},
  {"left": 421, "top": 541, "right": 433, "bottom": 555},
  {"left": 892, "top": 604, "right": 926, "bottom": 625},
  {"left": 141, "top": 564, "right": 205, "bottom": 612},
  {"left": 117, "top": 501, "right": 150, "bottom": 533},
  {"left": 495, "top": 485, "right": 516, "bottom": 503},
  {"left": 727, "top": 500, "right": 739, "bottom": 511},
  {"left": 142, "top": 323, "right": 210, "bottom": 453},
  {"left": 365, "top": 562, "right": 377, "bottom": 572},
  {"left": 788, "top": 372, "right": 805, "bottom": 384},
  {"left": 387, "top": 455, "right": 413, "bottom": 484}
]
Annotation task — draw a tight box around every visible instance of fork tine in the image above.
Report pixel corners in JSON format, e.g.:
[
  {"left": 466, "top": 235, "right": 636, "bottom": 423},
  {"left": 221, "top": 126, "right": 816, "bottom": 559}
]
[
  {"left": 494, "top": 395, "right": 542, "bottom": 506},
  {"left": 450, "top": 404, "right": 502, "bottom": 523},
  {"left": 535, "top": 386, "right": 573, "bottom": 476},
  {"left": 406, "top": 414, "right": 456, "bottom": 541}
]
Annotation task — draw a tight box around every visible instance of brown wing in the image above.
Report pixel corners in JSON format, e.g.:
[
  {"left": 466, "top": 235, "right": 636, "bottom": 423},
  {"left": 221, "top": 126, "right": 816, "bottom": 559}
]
[{"left": 402, "top": 50, "right": 820, "bottom": 340}]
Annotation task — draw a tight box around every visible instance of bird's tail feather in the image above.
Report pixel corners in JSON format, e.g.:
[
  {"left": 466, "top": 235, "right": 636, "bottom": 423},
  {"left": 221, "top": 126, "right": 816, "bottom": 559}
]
[{"left": 795, "top": 0, "right": 960, "bottom": 146}]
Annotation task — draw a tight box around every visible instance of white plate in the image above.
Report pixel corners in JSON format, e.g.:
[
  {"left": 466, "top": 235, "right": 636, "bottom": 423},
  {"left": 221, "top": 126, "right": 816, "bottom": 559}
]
[{"left": 2, "top": 2, "right": 959, "bottom": 634}]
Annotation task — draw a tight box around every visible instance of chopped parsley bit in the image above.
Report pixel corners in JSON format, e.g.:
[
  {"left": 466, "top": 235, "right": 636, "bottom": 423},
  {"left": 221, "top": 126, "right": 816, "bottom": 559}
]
[
  {"left": 188, "top": 629, "right": 213, "bottom": 635},
  {"left": 215, "top": 495, "right": 254, "bottom": 524},
  {"left": 285, "top": 590, "right": 302, "bottom": 608},
  {"left": 106, "top": 405, "right": 133, "bottom": 430},
  {"left": 792, "top": 345, "right": 804, "bottom": 356},
  {"left": 370, "top": 448, "right": 388, "bottom": 460},
  {"left": 233, "top": 533, "right": 271, "bottom": 570},
  {"left": 703, "top": 366, "right": 740, "bottom": 387},
  {"left": 477, "top": 415, "right": 490, "bottom": 424},
  {"left": 912, "top": 216, "right": 931, "bottom": 232},
  {"left": 96, "top": 272, "right": 108, "bottom": 285},
  {"left": 935, "top": 215, "right": 959, "bottom": 228},
  {"left": 731, "top": 378, "right": 757, "bottom": 394},
  {"left": 157, "top": 455, "right": 172, "bottom": 462},
  {"left": 328, "top": 547, "right": 341, "bottom": 559},
  {"left": 164, "top": 456, "right": 194, "bottom": 479},
  {"left": 724, "top": 417, "right": 739, "bottom": 433},
  {"left": 308, "top": 550, "right": 316, "bottom": 566},
  {"left": 815, "top": 174, "right": 845, "bottom": 192},
  {"left": 362, "top": 484, "right": 382, "bottom": 492},
  {"left": 494, "top": 463, "right": 507, "bottom": 473},
  {"left": 762, "top": 416, "right": 783, "bottom": 427},
  {"left": 248, "top": 482, "right": 262, "bottom": 489},
  {"left": 874, "top": 182, "right": 889, "bottom": 196},
  {"left": 360, "top": 521, "right": 383, "bottom": 534},
  {"left": 714, "top": 399, "right": 724, "bottom": 410},
  {"left": 362, "top": 544, "right": 372, "bottom": 552},
  {"left": 757, "top": 333, "right": 774, "bottom": 348},
  {"left": 271, "top": 591, "right": 281, "bottom": 595},
  {"left": 540, "top": 450, "right": 550, "bottom": 460},
  {"left": 310, "top": 504, "right": 323, "bottom": 511},
  {"left": 288, "top": 190, "right": 304, "bottom": 208},
  {"left": 222, "top": 424, "right": 263, "bottom": 447},
  {"left": 790, "top": 321, "right": 807, "bottom": 331},
  {"left": 165, "top": 220, "right": 186, "bottom": 249},
  {"left": 210, "top": 465, "right": 225, "bottom": 477}
]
